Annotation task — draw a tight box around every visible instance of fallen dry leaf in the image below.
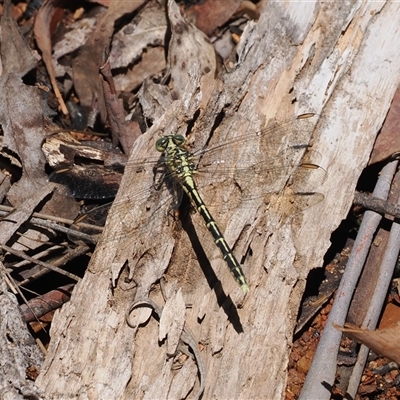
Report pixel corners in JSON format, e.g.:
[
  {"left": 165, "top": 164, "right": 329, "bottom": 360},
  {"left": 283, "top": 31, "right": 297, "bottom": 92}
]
[
  {"left": 0, "top": 0, "right": 37, "bottom": 76},
  {"left": 335, "top": 323, "right": 400, "bottom": 364},
  {"left": 72, "top": 0, "right": 148, "bottom": 123},
  {"left": 184, "top": 0, "right": 242, "bottom": 36}
]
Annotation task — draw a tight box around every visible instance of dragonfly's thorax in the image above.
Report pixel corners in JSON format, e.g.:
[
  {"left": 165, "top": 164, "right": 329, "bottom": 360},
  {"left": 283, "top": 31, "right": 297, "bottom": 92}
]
[{"left": 156, "top": 134, "right": 196, "bottom": 184}]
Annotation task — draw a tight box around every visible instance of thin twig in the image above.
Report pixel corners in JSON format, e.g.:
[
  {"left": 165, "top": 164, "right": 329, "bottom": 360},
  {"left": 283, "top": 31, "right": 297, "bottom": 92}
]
[
  {"left": 28, "top": 217, "right": 100, "bottom": 244},
  {"left": 0, "top": 204, "right": 104, "bottom": 233},
  {"left": 18, "top": 244, "right": 89, "bottom": 286},
  {"left": 1, "top": 244, "right": 81, "bottom": 282},
  {"left": 12, "top": 244, "right": 65, "bottom": 269}
]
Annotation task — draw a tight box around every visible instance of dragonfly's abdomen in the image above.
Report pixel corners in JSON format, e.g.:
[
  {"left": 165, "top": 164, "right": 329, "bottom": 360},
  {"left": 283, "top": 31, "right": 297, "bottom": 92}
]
[
  {"left": 159, "top": 135, "right": 249, "bottom": 292},
  {"left": 182, "top": 178, "right": 249, "bottom": 293}
]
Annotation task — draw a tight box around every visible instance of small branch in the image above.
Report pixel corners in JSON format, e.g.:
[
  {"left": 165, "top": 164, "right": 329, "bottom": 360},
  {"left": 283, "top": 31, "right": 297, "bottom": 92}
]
[
  {"left": 1, "top": 244, "right": 80, "bottom": 282},
  {"left": 354, "top": 191, "right": 400, "bottom": 218}
]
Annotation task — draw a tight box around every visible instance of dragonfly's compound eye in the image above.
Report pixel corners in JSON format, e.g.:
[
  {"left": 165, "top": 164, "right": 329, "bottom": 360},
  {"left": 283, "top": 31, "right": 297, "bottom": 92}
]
[
  {"left": 172, "top": 134, "right": 185, "bottom": 146},
  {"left": 156, "top": 137, "right": 169, "bottom": 152}
]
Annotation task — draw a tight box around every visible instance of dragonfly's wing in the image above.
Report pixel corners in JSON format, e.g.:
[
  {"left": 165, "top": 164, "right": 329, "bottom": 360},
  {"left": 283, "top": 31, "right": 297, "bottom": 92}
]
[
  {"left": 192, "top": 114, "right": 325, "bottom": 213},
  {"left": 95, "top": 114, "right": 325, "bottom": 244},
  {"left": 117, "top": 113, "right": 321, "bottom": 194},
  {"left": 93, "top": 158, "right": 175, "bottom": 246},
  {"left": 290, "top": 149, "right": 326, "bottom": 193},
  {"left": 193, "top": 113, "right": 319, "bottom": 168}
]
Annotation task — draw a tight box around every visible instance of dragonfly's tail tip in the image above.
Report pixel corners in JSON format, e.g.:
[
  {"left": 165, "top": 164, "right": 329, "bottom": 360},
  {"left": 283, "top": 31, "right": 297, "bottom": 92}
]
[{"left": 241, "top": 283, "right": 249, "bottom": 293}]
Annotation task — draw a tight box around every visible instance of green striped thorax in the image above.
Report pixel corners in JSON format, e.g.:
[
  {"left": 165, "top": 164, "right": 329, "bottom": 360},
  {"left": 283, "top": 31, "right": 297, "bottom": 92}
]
[{"left": 155, "top": 134, "right": 196, "bottom": 181}]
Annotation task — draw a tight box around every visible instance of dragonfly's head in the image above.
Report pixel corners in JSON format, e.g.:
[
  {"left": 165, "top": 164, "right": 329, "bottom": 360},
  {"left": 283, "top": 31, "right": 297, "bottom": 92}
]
[{"left": 156, "top": 134, "right": 186, "bottom": 153}]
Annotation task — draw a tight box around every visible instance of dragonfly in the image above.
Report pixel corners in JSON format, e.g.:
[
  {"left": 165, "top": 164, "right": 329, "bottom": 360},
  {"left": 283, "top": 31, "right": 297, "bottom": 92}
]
[{"left": 84, "top": 113, "right": 326, "bottom": 292}]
